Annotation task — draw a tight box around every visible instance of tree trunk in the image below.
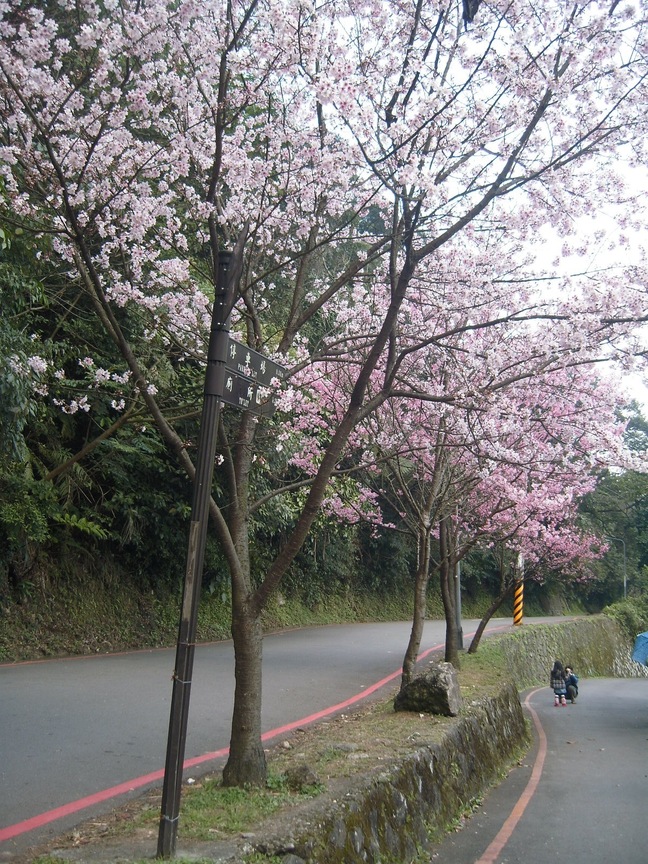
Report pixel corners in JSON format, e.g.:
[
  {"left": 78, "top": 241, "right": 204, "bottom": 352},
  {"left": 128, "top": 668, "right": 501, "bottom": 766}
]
[
  {"left": 440, "top": 558, "right": 461, "bottom": 668},
  {"left": 467, "top": 581, "right": 516, "bottom": 654},
  {"left": 220, "top": 416, "right": 268, "bottom": 788},
  {"left": 222, "top": 599, "right": 266, "bottom": 786},
  {"left": 400, "top": 528, "right": 431, "bottom": 689},
  {"left": 439, "top": 516, "right": 460, "bottom": 668}
]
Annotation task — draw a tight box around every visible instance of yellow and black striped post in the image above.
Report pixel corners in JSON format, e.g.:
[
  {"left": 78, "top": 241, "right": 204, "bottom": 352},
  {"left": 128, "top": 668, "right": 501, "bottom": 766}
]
[{"left": 513, "top": 579, "right": 524, "bottom": 626}]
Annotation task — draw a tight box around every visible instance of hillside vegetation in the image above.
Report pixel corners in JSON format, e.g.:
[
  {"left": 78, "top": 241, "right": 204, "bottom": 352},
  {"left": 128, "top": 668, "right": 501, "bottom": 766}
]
[{"left": 0, "top": 566, "right": 518, "bottom": 663}]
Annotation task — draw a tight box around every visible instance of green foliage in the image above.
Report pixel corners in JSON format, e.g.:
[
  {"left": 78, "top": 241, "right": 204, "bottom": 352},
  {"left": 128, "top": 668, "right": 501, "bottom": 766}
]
[
  {"left": 0, "top": 237, "right": 49, "bottom": 462},
  {"left": 0, "top": 469, "right": 56, "bottom": 547},
  {"left": 53, "top": 512, "right": 110, "bottom": 539},
  {"left": 264, "top": 519, "right": 417, "bottom": 609},
  {"left": 86, "top": 429, "right": 196, "bottom": 587},
  {"left": 0, "top": 343, "right": 39, "bottom": 462},
  {"left": 161, "top": 775, "right": 304, "bottom": 840},
  {"left": 0, "top": 205, "right": 218, "bottom": 596},
  {"left": 603, "top": 597, "right": 648, "bottom": 640},
  {"left": 578, "top": 468, "right": 648, "bottom": 608},
  {"left": 457, "top": 548, "right": 501, "bottom": 601},
  {"left": 355, "top": 523, "right": 417, "bottom": 594},
  {"left": 577, "top": 405, "right": 648, "bottom": 609},
  {"left": 0, "top": 468, "right": 57, "bottom": 598}
]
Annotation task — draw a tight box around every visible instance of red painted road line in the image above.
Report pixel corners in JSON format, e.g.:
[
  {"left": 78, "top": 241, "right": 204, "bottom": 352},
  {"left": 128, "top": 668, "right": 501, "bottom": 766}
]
[
  {"left": 0, "top": 624, "right": 511, "bottom": 844},
  {"left": 0, "top": 769, "right": 167, "bottom": 843},
  {"left": 0, "top": 640, "right": 438, "bottom": 843},
  {"left": 474, "top": 687, "right": 547, "bottom": 864}
]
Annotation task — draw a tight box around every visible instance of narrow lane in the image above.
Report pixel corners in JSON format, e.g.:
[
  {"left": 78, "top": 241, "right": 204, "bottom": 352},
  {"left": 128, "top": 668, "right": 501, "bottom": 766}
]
[{"left": 428, "top": 678, "right": 648, "bottom": 864}]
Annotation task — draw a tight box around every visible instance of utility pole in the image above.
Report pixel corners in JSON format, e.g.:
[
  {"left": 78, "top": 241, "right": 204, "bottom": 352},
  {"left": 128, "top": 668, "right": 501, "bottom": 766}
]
[{"left": 606, "top": 536, "right": 627, "bottom": 600}]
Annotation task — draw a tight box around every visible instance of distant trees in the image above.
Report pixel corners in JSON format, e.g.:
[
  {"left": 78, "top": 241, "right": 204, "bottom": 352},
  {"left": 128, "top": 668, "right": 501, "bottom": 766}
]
[{"left": 578, "top": 405, "right": 648, "bottom": 605}]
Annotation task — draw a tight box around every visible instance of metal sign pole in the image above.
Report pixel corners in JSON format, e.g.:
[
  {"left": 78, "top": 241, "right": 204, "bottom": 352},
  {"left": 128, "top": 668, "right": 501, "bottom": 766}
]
[{"left": 157, "top": 251, "right": 232, "bottom": 859}]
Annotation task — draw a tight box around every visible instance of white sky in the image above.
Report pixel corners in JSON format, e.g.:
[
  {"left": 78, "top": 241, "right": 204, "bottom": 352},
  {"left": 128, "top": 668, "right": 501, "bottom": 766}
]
[{"left": 534, "top": 171, "right": 648, "bottom": 412}]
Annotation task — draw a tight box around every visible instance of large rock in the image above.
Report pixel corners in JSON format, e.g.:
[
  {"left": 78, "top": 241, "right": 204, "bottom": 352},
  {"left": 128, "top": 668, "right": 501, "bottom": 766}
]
[
  {"left": 393, "top": 661, "right": 462, "bottom": 716},
  {"left": 284, "top": 763, "right": 321, "bottom": 792}
]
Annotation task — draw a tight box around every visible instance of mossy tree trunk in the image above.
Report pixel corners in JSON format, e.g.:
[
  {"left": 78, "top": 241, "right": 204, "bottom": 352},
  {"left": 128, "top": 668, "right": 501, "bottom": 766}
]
[
  {"left": 439, "top": 515, "right": 461, "bottom": 668},
  {"left": 401, "top": 526, "right": 433, "bottom": 688}
]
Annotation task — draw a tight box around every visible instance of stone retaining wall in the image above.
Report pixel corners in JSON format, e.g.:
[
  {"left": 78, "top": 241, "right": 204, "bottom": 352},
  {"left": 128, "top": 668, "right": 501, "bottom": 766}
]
[
  {"left": 499, "top": 614, "right": 647, "bottom": 687},
  {"left": 250, "top": 682, "right": 527, "bottom": 864}
]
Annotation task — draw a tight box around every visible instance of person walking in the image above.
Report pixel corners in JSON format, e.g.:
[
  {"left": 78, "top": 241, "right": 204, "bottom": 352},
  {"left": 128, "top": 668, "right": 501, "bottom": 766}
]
[{"left": 550, "top": 659, "right": 567, "bottom": 707}]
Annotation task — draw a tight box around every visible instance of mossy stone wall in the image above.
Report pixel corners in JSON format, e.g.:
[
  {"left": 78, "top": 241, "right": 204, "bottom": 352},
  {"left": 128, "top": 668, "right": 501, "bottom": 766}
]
[
  {"left": 499, "top": 615, "right": 647, "bottom": 687},
  {"left": 248, "top": 683, "right": 527, "bottom": 864}
]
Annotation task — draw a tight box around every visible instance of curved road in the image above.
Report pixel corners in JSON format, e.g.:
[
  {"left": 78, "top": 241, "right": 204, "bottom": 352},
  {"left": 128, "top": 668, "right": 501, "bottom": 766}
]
[
  {"left": 428, "top": 677, "right": 648, "bottom": 864},
  {"left": 0, "top": 617, "right": 515, "bottom": 854}
]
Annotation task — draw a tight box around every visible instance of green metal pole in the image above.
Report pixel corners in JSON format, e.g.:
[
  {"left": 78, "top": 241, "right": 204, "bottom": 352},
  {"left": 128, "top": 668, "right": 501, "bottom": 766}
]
[
  {"left": 606, "top": 536, "right": 627, "bottom": 600},
  {"left": 157, "top": 251, "right": 232, "bottom": 858}
]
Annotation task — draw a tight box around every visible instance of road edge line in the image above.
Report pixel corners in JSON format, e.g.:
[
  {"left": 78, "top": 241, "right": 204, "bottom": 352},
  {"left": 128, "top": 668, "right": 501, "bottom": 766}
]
[{"left": 474, "top": 687, "right": 547, "bottom": 864}]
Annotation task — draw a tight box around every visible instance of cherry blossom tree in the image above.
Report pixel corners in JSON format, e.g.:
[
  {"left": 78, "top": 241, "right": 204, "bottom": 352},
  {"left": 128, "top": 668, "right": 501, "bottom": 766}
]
[
  {"left": 455, "top": 372, "right": 629, "bottom": 654},
  {"left": 343, "top": 337, "right": 636, "bottom": 675},
  {"left": 2, "top": 0, "right": 648, "bottom": 796}
]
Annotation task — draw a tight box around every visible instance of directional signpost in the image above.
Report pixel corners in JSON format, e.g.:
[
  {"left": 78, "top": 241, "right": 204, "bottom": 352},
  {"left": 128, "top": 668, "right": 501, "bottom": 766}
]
[
  {"left": 158, "top": 243, "right": 287, "bottom": 859},
  {"left": 226, "top": 338, "right": 287, "bottom": 386},
  {"left": 221, "top": 370, "right": 271, "bottom": 416},
  {"left": 222, "top": 337, "right": 286, "bottom": 416}
]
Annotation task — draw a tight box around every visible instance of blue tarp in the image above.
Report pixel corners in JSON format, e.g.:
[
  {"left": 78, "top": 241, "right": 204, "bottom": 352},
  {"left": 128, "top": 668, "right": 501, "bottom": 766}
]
[{"left": 631, "top": 631, "right": 648, "bottom": 665}]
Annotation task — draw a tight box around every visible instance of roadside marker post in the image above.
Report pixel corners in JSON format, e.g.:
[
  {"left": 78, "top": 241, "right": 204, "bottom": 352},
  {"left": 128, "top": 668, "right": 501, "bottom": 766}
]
[{"left": 513, "top": 554, "right": 525, "bottom": 627}]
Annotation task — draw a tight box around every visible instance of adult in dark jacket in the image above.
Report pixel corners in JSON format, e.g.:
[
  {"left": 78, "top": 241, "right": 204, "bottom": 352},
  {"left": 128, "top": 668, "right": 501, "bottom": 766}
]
[{"left": 565, "top": 666, "right": 579, "bottom": 703}]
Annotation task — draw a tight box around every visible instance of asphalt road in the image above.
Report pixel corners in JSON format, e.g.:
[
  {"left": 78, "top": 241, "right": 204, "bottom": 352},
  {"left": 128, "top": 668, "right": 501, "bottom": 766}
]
[
  {"left": 7, "top": 615, "right": 632, "bottom": 862},
  {"left": 428, "top": 677, "right": 648, "bottom": 864},
  {"left": 0, "top": 617, "right": 515, "bottom": 853}
]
